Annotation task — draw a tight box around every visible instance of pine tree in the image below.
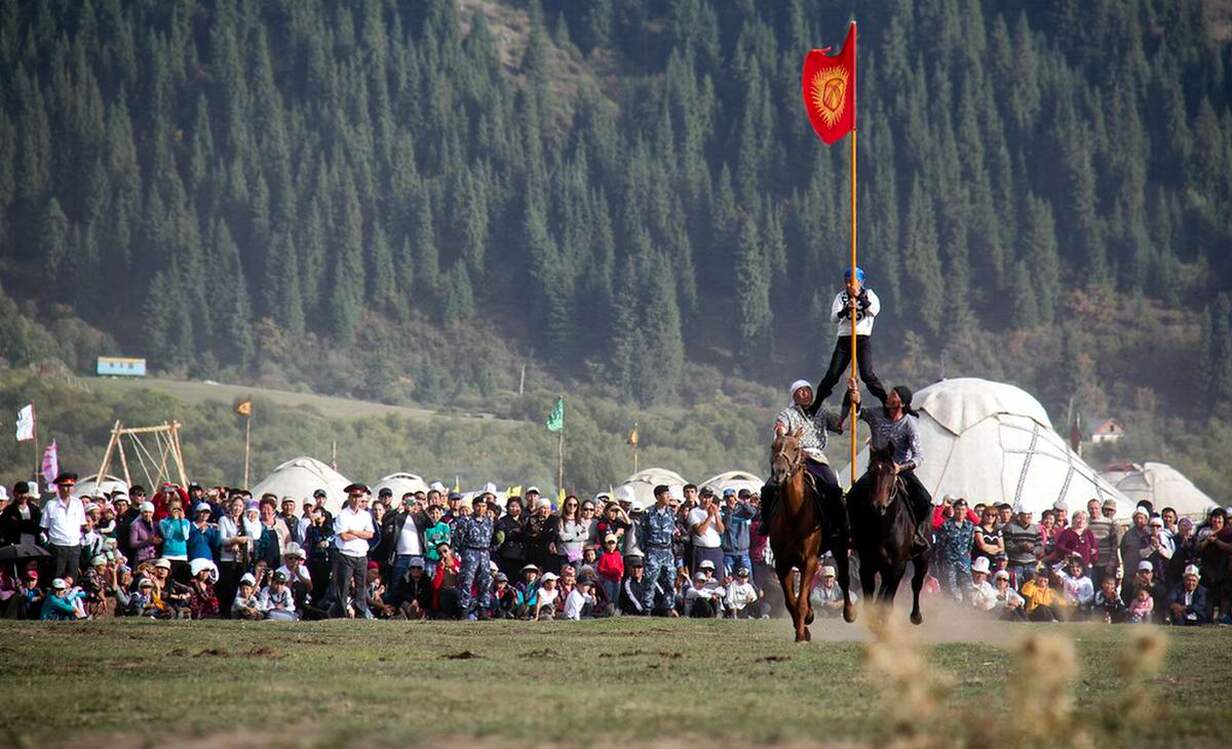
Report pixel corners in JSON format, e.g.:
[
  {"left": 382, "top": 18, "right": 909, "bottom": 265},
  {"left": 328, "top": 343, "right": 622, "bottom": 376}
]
[
  {"left": 901, "top": 177, "right": 945, "bottom": 338},
  {"left": 40, "top": 197, "right": 69, "bottom": 284},
  {"left": 1021, "top": 195, "right": 1061, "bottom": 325},
  {"left": 440, "top": 261, "right": 475, "bottom": 325},
  {"left": 734, "top": 212, "right": 772, "bottom": 369},
  {"left": 636, "top": 250, "right": 684, "bottom": 405},
  {"left": 1008, "top": 260, "right": 1040, "bottom": 329}
]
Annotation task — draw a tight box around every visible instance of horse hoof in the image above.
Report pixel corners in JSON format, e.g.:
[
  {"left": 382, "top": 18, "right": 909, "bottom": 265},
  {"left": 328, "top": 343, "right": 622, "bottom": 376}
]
[
  {"left": 804, "top": 627, "right": 812, "bottom": 642},
  {"left": 805, "top": 611, "right": 815, "bottom": 625},
  {"left": 910, "top": 611, "right": 923, "bottom": 626},
  {"left": 795, "top": 632, "right": 807, "bottom": 643},
  {"left": 843, "top": 605, "right": 857, "bottom": 624}
]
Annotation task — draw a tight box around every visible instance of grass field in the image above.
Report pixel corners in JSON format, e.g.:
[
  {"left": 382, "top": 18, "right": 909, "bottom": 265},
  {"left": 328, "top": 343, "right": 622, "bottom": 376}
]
[
  {"left": 90, "top": 376, "right": 512, "bottom": 423},
  {"left": 1, "top": 616, "right": 1228, "bottom": 748}
]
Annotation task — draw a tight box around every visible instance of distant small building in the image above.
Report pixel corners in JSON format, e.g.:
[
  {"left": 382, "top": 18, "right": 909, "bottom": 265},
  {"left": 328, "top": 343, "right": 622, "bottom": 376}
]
[
  {"left": 97, "top": 356, "right": 146, "bottom": 377},
  {"left": 1090, "top": 418, "right": 1124, "bottom": 444}
]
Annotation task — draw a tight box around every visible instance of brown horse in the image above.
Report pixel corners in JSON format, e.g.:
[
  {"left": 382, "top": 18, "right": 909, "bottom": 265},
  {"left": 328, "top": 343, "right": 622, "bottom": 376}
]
[
  {"left": 848, "top": 446, "right": 928, "bottom": 624},
  {"left": 767, "top": 428, "right": 855, "bottom": 642}
]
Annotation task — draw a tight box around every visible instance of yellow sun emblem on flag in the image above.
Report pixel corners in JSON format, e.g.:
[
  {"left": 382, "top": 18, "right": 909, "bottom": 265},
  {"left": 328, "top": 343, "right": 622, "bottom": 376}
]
[{"left": 810, "top": 66, "right": 848, "bottom": 127}]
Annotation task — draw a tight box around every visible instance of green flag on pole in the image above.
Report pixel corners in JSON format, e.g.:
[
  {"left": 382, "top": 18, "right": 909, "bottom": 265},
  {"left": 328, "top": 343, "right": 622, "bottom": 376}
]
[{"left": 546, "top": 397, "right": 565, "bottom": 432}]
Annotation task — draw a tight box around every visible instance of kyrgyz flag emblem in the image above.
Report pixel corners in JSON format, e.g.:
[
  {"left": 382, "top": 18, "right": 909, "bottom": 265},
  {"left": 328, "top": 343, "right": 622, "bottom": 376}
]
[{"left": 801, "top": 22, "right": 856, "bottom": 145}]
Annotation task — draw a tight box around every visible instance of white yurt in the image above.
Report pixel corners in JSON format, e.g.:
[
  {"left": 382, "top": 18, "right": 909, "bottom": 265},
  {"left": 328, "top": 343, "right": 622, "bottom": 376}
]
[
  {"left": 1099, "top": 462, "right": 1219, "bottom": 518},
  {"left": 837, "top": 378, "right": 1135, "bottom": 518},
  {"left": 73, "top": 473, "right": 129, "bottom": 498},
  {"left": 371, "top": 472, "right": 430, "bottom": 501},
  {"left": 615, "top": 467, "right": 689, "bottom": 508},
  {"left": 250, "top": 457, "right": 353, "bottom": 514},
  {"left": 700, "top": 470, "right": 763, "bottom": 497}
]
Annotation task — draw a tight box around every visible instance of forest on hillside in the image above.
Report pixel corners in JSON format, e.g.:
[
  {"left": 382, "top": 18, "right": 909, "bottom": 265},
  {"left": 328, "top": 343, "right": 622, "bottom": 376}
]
[{"left": 1, "top": 0, "right": 1231, "bottom": 424}]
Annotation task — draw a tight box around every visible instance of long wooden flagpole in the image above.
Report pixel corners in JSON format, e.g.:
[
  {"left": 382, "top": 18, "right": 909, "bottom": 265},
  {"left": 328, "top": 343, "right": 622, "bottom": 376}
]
[
  {"left": 243, "top": 412, "right": 252, "bottom": 488},
  {"left": 848, "top": 38, "right": 858, "bottom": 488}
]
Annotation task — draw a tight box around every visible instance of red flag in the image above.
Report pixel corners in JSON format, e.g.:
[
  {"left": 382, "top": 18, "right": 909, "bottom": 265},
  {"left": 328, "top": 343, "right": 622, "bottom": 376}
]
[{"left": 802, "top": 23, "right": 856, "bottom": 145}]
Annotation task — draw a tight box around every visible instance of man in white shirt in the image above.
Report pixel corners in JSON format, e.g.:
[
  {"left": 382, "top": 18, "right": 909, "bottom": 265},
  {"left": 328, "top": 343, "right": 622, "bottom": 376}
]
[
  {"left": 41, "top": 472, "right": 86, "bottom": 579},
  {"left": 330, "top": 483, "right": 376, "bottom": 619},
  {"left": 687, "top": 488, "right": 725, "bottom": 576}
]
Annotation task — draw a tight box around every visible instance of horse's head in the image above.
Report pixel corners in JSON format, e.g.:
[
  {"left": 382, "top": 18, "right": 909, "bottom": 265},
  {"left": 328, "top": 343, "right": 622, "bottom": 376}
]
[
  {"left": 868, "top": 446, "right": 900, "bottom": 513},
  {"left": 769, "top": 427, "right": 805, "bottom": 485}
]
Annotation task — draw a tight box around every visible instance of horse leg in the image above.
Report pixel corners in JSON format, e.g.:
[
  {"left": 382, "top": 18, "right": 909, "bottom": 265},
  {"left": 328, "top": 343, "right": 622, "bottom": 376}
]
[
  {"left": 798, "top": 553, "right": 820, "bottom": 641},
  {"left": 834, "top": 548, "right": 856, "bottom": 624},
  {"left": 880, "top": 564, "right": 905, "bottom": 609},
  {"left": 775, "top": 559, "right": 803, "bottom": 642},
  {"left": 909, "top": 554, "right": 928, "bottom": 626}
]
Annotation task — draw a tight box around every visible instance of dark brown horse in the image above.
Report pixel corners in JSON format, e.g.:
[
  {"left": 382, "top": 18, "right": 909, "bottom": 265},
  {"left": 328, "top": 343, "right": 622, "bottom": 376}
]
[
  {"left": 848, "top": 446, "right": 929, "bottom": 624},
  {"left": 767, "top": 428, "right": 855, "bottom": 641}
]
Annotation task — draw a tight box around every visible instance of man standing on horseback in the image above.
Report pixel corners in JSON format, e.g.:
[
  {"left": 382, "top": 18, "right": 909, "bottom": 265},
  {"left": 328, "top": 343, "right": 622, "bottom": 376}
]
[
  {"left": 760, "top": 379, "right": 851, "bottom": 552},
  {"left": 808, "top": 266, "right": 886, "bottom": 411},
  {"left": 845, "top": 379, "right": 932, "bottom": 552}
]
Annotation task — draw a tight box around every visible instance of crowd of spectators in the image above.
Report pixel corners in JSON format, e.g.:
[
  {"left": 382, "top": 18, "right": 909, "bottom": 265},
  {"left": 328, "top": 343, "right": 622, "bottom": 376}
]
[
  {"left": 2, "top": 471, "right": 1228, "bottom": 627},
  {"left": 928, "top": 494, "right": 1231, "bottom": 625}
]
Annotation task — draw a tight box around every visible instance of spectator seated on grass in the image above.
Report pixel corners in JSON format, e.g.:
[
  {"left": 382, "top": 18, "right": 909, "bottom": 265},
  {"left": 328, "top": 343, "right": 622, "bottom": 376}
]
[
  {"left": 685, "top": 571, "right": 722, "bottom": 618},
  {"left": 727, "top": 567, "right": 764, "bottom": 619},
  {"left": 41, "top": 578, "right": 84, "bottom": 621},
  {"left": 1094, "top": 575, "right": 1128, "bottom": 623},
  {"left": 1058, "top": 554, "right": 1095, "bottom": 618},
  {"left": 261, "top": 570, "right": 298, "bottom": 621},
  {"left": 810, "top": 564, "right": 855, "bottom": 619},
  {"left": 1165, "top": 564, "right": 1210, "bottom": 626},
  {"left": 533, "top": 572, "right": 560, "bottom": 620},
  {"left": 1020, "top": 566, "right": 1063, "bottom": 622},
  {"left": 232, "top": 573, "right": 266, "bottom": 621},
  {"left": 188, "top": 558, "right": 220, "bottom": 620}
]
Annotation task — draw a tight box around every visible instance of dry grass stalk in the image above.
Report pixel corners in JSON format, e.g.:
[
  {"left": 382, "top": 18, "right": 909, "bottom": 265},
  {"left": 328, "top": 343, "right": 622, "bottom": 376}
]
[
  {"left": 1111, "top": 628, "right": 1169, "bottom": 734},
  {"left": 862, "top": 604, "right": 954, "bottom": 749}
]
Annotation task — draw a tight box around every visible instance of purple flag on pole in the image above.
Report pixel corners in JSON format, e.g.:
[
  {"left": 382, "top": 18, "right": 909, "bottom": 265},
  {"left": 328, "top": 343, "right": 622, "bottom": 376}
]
[{"left": 41, "top": 440, "right": 59, "bottom": 490}]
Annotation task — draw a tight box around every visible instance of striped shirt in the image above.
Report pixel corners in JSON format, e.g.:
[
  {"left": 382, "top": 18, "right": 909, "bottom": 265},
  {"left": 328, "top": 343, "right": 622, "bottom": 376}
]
[
  {"left": 860, "top": 408, "right": 922, "bottom": 466},
  {"left": 774, "top": 404, "right": 843, "bottom": 464}
]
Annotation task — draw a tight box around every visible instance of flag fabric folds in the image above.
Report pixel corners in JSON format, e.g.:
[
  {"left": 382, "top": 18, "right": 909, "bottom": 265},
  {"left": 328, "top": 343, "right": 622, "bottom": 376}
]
[
  {"left": 42, "top": 440, "right": 59, "bottom": 488},
  {"left": 628, "top": 424, "right": 639, "bottom": 447},
  {"left": 235, "top": 399, "right": 253, "bottom": 417},
  {"left": 802, "top": 22, "right": 856, "bottom": 145},
  {"left": 15, "top": 404, "right": 34, "bottom": 441},
  {"left": 546, "top": 397, "right": 565, "bottom": 433}
]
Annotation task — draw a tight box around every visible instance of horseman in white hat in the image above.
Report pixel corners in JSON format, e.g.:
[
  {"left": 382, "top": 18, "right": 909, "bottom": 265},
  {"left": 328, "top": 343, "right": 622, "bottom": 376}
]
[{"left": 760, "top": 378, "right": 853, "bottom": 552}]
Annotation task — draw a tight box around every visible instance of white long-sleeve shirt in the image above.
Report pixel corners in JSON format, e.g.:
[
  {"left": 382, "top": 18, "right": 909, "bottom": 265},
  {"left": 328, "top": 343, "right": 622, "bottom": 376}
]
[{"left": 829, "top": 288, "right": 880, "bottom": 337}]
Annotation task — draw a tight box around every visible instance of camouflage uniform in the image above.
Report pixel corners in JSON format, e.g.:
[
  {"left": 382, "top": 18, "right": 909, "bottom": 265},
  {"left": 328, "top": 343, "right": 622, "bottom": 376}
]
[
  {"left": 638, "top": 504, "right": 677, "bottom": 612},
  {"left": 454, "top": 514, "right": 494, "bottom": 614}
]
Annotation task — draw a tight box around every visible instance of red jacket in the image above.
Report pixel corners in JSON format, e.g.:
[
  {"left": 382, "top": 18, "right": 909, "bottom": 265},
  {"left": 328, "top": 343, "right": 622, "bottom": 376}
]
[{"left": 596, "top": 550, "right": 625, "bottom": 583}]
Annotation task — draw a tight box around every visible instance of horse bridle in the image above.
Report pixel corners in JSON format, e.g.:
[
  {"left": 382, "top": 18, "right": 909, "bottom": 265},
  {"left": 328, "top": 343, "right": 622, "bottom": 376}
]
[{"left": 771, "top": 437, "right": 803, "bottom": 485}]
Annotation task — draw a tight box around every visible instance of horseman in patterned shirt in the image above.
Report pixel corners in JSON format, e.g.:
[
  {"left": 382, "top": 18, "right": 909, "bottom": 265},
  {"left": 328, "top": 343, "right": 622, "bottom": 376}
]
[
  {"left": 759, "top": 379, "right": 851, "bottom": 554},
  {"left": 844, "top": 379, "right": 933, "bottom": 552}
]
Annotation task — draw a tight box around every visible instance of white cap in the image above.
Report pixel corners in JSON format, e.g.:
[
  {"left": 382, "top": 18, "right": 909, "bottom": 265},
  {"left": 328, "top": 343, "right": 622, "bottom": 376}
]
[
  {"left": 541, "top": 572, "right": 558, "bottom": 582},
  {"left": 1149, "top": 516, "right": 1164, "bottom": 527},
  {"left": 698, "top": 560, "right": 715, "bottom": 571},
  {"left": 1012, "top": 502, "right": 1028, "bottom": 514},
  {"left": 613, "top": 485, "right": 635, "bottom": 504},
  {"left": 1183, "top": 564, "right": 1200, "bottom": 579},
  {"left": 629, "top": 497, "right": 646, "bottom": 512},
  {"left": 1053, "top": 499, "right": 1068, "bottom": 510},
  {"left": 481, "top": 482, "right": 498, "bottom": 496},
  {"left": 1137, "top": 560, "right": 1154, "bottom": 572},
  {"left": 282, "top": 542, "right": 306, "bottom": 559},
  {"left": 240, "top": 573, "right": 256, "bottom": 586},
  {"left": 429, "top": 481, "right": 447, "bottom": 493},
  {"left": 51, "top": 578, "right": 68, "bottom": 590},
  {"left": 140, "top": 501, "right": 155, "bottom": 513},
  {"left": 994, "top": 570, "right": 1010, "bottom": 581},
  {"left": 971, "top": 557, "right": 991, "bottom": 574},
  {"left": 0, "top": 486, "right": 8, "bottom": 501},
  {"left": 821, "top": 565, "right": 836, "bottom": 577},
  {"left": 189, "top": 558, "right": 217, "bottom": 578},
  {"left": 526, "top": 486, "right": 541, "bottom": 495},
  {"left": 153, "top": 558, "right": 171, "bottom": 569}
]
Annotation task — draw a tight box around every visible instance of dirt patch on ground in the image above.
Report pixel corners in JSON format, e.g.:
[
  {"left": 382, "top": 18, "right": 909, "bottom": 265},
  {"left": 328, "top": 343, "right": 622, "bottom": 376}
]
[{"left": 46, "top": 732, "right": 864, "bottom": 749}]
